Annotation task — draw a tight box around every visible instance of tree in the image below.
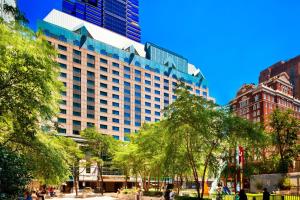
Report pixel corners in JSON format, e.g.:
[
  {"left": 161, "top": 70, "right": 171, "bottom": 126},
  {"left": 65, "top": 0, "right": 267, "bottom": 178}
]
[
  {"left": 0, "top": 145, "right": 32, "bottom": 200},
  {"left": 81, "top": 128, "right": 115, "bottom": 194},
  {"left": 269, "top": 108, "right": 300, "bottom": 172}
]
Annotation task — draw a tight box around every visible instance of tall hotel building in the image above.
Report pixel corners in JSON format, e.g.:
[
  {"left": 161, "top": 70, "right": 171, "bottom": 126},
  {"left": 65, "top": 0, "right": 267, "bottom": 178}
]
[
  {"left": 38, "top": 9, "right": 214, "bottom": 142},
  {"left": 62, "top": 0, "right": 141, "bottom": 42}
]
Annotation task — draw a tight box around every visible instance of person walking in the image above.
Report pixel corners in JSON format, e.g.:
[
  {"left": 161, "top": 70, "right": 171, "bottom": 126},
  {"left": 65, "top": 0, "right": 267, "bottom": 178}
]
[
  {"left": 169, "top": 189, "right": 175, "bottom": 200},
  {"left": 263, "top": 188, "right": 270, "bottom": 200},
  {"left": 238, "top": 189, "right": 247, "bottom": 200}
]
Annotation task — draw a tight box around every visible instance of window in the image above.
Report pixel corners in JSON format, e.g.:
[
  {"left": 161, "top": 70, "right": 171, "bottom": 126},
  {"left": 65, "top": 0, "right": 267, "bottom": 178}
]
[
  {"left": 87, "top": 97, "right": 94, "bottom": 102},
  {"left": 135, "top": 100, "right": 141, "bottom": 105},
  {"left": 155, "top": 83, "right": 160, "bottom": 88},
  {"left": 124, "top": 105, "right": 130, "bottom": 110},
  {"left": 172, "top": 82, "right": 177, "bottom": 86},
  {"left": 112, "top": 118, "right": 119, "bottom": 123},
  {"left": 100, "top": 124, "right": 108, "bottom": 129},
  {"left": 87, "top": 88, "right": 95, "bottom": 94},
  {"left": 145, "top": 109, "right": 151, "bottom": 114},
  {"left": 124, "top": 81, "right": 131, "bottom": 87},
  {"left": 112, "top": 102, "right": 119, "bottom": 107},
  {"left": 100, "top": 108, "right": 108, "bottom": 113},
  {"left": 100, "top": 99, "right": 107, "bottom": 104},
  {"left": 87, "top": 71, "right": 94, "bottom": 78},
  {"left": 87, "top": 114, "right": 94, "bottom": 119},
  {"left": 112, "top": 78, "right": 119, "bottom": 84},
  {"left": 87, "top": 122, "right": 95, "bottom": 127},
  {"left": 135, "top": 122, "right": 141, "bottom": 127},
  {"left": 100, "top": 116, "right": 108, "bottom": 121},
  {"left": 58, "top": 54, "right": 67, "bottom": 60},
  {"left": 87, "top": 105, "right": 95, "bottom": 110},
  {"left": 87, "top": 80, "right": 95, "bottom": 86},
  {"left": 155, "top": 90, "right": 160, "bottom": 95},
  {"left": 113, "top": 135, "right": 120, "bottom": 140},
  {"left": 124, "top": 89, "right": 131, "bottom": 95},
  {"left": 73, "top": 111, "right": 81, "bottom": 116},
  {"left": 112, "top": 86, "right": 119, "bottom": 91},
  {"left": 112, "top": 110, "right": 119, "bottom": 115},
  {"left": 145, "top": 95, "right": 151, "bottom": 99},
  {"left": 164, "top": 93, "right": 169, "bottom": 97},
  {"left": 124, "top": 120, "right": 131, "bottom": 125},
  {"left": 145, "top": 117, "right": 151, "bottom": 121},
  {"left": 100, "top": 75, "right": 107, "bottom": 80},
  {"left": 100, "top": 91, "right": 107, "bottom": 96},
  {"left": 124, "top": 74, "right": 131, "bottom": 79},
  {"left": 73, "top": 85, "right": 81, "bottom": 90},
  {"left": 124, "top": 97, "right": 130, "bottom": 102},
  {"left": 124, "top": 66, "right": 130, "bottom": 72},
  {"left": 58, "top": 44, "right": 67, "bottom": 51},
  {"left": 196, "top": 90, "right": 200, "bottom": 95},
  {"left": 135, "top": 92, "right": 141, "bottom": 98},
  {"left": 73, "top": 76, "right": 81, "bottom": 81},
  {"left": 135, "top": 69, "right": 141, "bottom": 75},
  {"left": 58, "top": 118, "right": 66, "bottom": 123},
  {"left": 60, "top": 72, "right": 67, "bottom": 78},
  {"left": 60, "top": 109, "right": 67, "bottom": 114},
  {"left": 124, "top": 128, "right": 131, "bottom": 133},
  {"left": 135, "top": 77, "right": 141, "bottom": 82},
  {"left": 73, "top": 49, "right": 81, "bottom": 55},
  {"left": 135, "top": 84, "right": 141, "bottom": 90},
  {"left": 100, "top": 58, "right": 108, "bottom": 64},
  {"left": 112, "top": 126, "right": 119, "bottom": 131},
  {"left": 73, "top": 120, "right": 81, "bottom": 126},
  {"left": 58, "top": 128, "right": 66, "bottom": 134},
  {"left": 155, "top": 97, "right": 160, "bottom": 102},
  {"left": 60, "top": 100, "right": 67, "bottom": 105},
  {"left": 112, "top": 70, "right": 119, "bottom": 76},
  {"left": 59, "top": 63, "right": 67, "bottom": 69},
  {"left": 87, "top": 54, "right": 95, "bottom": 60},
  {"left": 172, "top": 95, "right": 177, "bottom": 100},
  {"left": 100, "top": 66, "right": 108, "bottom": 72},
  {"left": 73, "top": 94, "right": 81, "bottom": 99},
  {"left": 112, "top": 94, "right": 119, "bottom": 99},
  {"left": 145, "top": 102, "right": 151, "bottom": 107},
  {"left": 154, "top": 76, "right": 160, "bottom": 81},
  {"left": 164, "top": 79, "right": 169, "bottom": 83},
  {"left": 73, "top": 102, "right": 81, "bottom": 108},
  {"left": 124, "top": 113, "right": 131, "bottom": 118},
  {"left": 135, "top": 107, "right": 141, "bottom": 112},
  {"left": 145, "top": 73, "right": 151, "bottom": 78},
  {"left": 100, "top": 83, "right": 107, "bottom": 88},
  {"left": 61, "top": 91, "right": 67, "bottom": 96},
  {"left": 145, "top": 87, "right": 151, "bottom": 92},
  {"left": 164, "top": 86, "right": 169, "bottom": 90},
  {"left": 155, "top": 111, "right": 160, "bottom": 116},
  {"left": 145, "top": 80, "right": 151, "bottom": 85},
  {"left": 112, "top": 62, "right": 119, "bottom": 67}
]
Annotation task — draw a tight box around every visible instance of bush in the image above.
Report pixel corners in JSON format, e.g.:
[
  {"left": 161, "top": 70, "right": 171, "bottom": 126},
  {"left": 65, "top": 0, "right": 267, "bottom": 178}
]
[{"left": 143, "top": 191, "right": 163, "bottom": 197}]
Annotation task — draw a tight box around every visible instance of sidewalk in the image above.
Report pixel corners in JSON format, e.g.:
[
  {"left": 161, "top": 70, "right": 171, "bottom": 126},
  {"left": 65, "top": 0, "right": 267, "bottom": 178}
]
[{"left": 51, "top": 193, "right": 118, "bottom": 200}]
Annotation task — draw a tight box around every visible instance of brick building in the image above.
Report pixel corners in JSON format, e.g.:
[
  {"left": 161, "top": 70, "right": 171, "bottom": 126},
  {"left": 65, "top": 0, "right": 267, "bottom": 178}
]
[{"left": 259, "top": 55, "right": 300, "bottom": 100}]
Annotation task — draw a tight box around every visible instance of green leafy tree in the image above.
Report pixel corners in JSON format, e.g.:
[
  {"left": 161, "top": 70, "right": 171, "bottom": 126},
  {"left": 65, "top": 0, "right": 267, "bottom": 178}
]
[
  {"left": 81, "top": 128, "right": 115, "bottom": 194},
  {"left": 269, "top": 109, "right": 300, "bottom": 172},
  {"left": 0, "top": 146, "right": 32, "bottom": 200}
]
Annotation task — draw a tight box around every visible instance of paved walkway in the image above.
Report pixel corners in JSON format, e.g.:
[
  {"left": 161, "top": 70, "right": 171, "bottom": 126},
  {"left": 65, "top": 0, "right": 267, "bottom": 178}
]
[{"left": 51, "top": 193, "right": 118, "bottom": 200}]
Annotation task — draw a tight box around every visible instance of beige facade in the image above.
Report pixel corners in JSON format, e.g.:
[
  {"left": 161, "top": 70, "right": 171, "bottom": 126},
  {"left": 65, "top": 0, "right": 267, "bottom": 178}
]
[{"left": 49, "top": 37, "right": 213, "bottom": 141}]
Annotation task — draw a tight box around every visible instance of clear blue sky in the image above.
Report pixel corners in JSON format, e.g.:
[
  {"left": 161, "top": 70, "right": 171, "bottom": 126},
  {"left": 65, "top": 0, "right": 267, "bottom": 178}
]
[{"left": 19, "top": 0, "right": 300, "bottom": 105}]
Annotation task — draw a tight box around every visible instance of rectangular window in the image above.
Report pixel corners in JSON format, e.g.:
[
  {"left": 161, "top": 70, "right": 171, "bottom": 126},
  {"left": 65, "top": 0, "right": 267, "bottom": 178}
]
[
  {"left": 100, "top": 66, "right": 108, "bottom": 72},
  {"left": 60, "top": 72, "right": 67, "bottom": 78},
  {"left": 100, "top": 91, "right": 107, "bottom": 96},
  {"left": 135, "top": 107, "right": 141, "bottom": 112},
  {"left": 112, "top": 62, "right": 119, "bottom": 67},
  {"left": 124, "top": 128, "right": 131, "bottom": 133},
  {"left": 87, "top": 71, "right": 95, "bottom": 78},
  {"left": 60, "top": 109, "right": 67, "bottom": 114},
  {"left": 124, "top": 113, "right": 131, "bottom": 118},
  {"left": 112, "top": 70, "right": 119, "bottom": 75},
  {"left": 87, "top": 122, "right": 95, "bottom": 127},
  {"left": 100, "top": 116, "right": 108, "bottom": 121},
  {"left": 112, "top": 126, "right": 119, "bottom": 131},
  {"left": 87, "top": 105, "right": 95, "bottom": 110},
  {"left": 155, "top": 83, "right": 160, "bottom": 88},
  {"left": 87, "top": 88, "right": 95, "bottom": 94},
  {"left": 100, "top": 124, "right": 108, "bottom": 129},
  {"left": 135, "top": 100, "right": 141, "bottom": 105},
  {"left": 58, "top": 44, "right": 67, "bottom": 51},
  {"left": 73, "top": 85, "right": 81, "bottom": 90},
  {"left": 73, "top": 102, "right": 81, "bottom": 108},
  {"left": 113, "top": 135, "right": 119, "bottom": 140},
  {"left": 73, "top": 94, "right": 81, "bottom": 99},
  {"left": 112, "top": 102, "right": 119, "bottom": 107},
  {"left": 124, "top": 97, "right": 130, "bottom": 102},
  {"left": 100, "top": 83, "right": 107, "bottom": 88},
  {"left": 112, "top": 86, "right": 119, "bottom": 91},
  {"left": 135, "top": 92, "right": 141, "bottom": 98},
  {"left": 164, "top": 79, "right": 169, "bottom": 83},
  {"left": 112, "top": 110, "right": 119, "bottom": 115},
  {"left": 112, "top": 78, "right": 119, "bottom": 84},
  {"left": 145, "top": 109, "right": 151, "bottom": 114},
  {"left": 100, "top": 99, "right": 107, "bottom": 104},
  {"left": 100, "top": 58, "right": 108, "bottom": 64},
  {"left": 58, "top": 128, "right": 66, "bottom": 134},
  {"left": 73, "top": 76, "right": 81, "bottom": 81},
  {"left": 58, "top": 54, "right": 67, "bottom": 60},
  {"left": 145, "top": 73, "right": 151, "bottom": 78},
  {"left": 145, "top": 87, "right": 151, "bottom": 92},
  {"left": 135, "top": 77, "right": 141, "bottom": 82},
  {"left": 135, "top": 69, "right": 141, "bottom": 75},
  {"left": 155, "top": 97, "right": 160, "bottom": 102},
  {"left": 124, "top": 66, "right": 130, "bottom": 71},
  {"left": 100, "top": 75, "right": 107, "bottom": 80},
  {"left": 87, "top": 80, "right": 95, "bottom": 86},
  {"left": 135, "top": 122, "right": 141, "bottom": 127},
  {"left": 73, "top": 111, "right": 81, "bottom": 116},
  {"left": 124, "top": 89, "right": 131, "bottom": 95},
  {"left": 87, "top": 97, "right": 94, "bottom": 103},
  {"left": 112, "top": 94, "right": 119, "bottom": 99},
  {"left": 73, "top": 120, "right": 81, "bottom": 126},
  {"left": 73, "top": 67, "right": 81, "bottom": 73},
  {"left": 145, "top": 80, "right": 151, "bottom": 85},
  {"left": 58, "top": 118, "right": 66, "bottom": 123},
  {"left": 112, "top": 118, "right": 119, "bottom": 123},
  {"left": 124, "top": 81, "right": 131, "bottom": 87},
  {"left": 155, "top": 111, "right": 160, "bottom": 116},
  {"left": 164, "top": 86, "right": 169, "bottom": 90},
  {"left": 100, "top": 108, "right": 108, "bottom": 113},
  {"left": 172, "top": 82, "right": 177, "bottom": 86},
  {"left": 124, "top": 120, "right": 130, "bottom": 125},
  {"left": 73, "top": 49, "right": 81, "bottom": 56},
  {"left": 164, "top": 93, "right": 169, "bottom": 97},
  {"left": 155, "top": 90, "right": 160, "bottom": 95},
  {"left": 145, "top": 95, "right": 151, "bottom": 99},
  {"left": 124, "top": 74, "right": 131, "bottom": 79},
  {"left": 135, "top": 84, "right": 141, "bottom": 90},
  {"left": 59, "top": 63, "right": 67, "bottom": 69},
  {"left": 87, "top": 114, "right": 94, "bottom": 119},
  {"left": 145, "top": 102, "right": 151, "bottom": 107},
  {"left": 154, "top": 76, "right": 160, "bottom": 81},
  {"left": 145, "top": 117, "right": 151, "bottom": 121}
]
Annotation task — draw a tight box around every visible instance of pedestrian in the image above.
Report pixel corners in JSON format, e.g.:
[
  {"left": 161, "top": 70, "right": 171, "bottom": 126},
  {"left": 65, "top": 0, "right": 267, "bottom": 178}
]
[
  {"left": 24, "top": 191, "right": 33, "bottom": 200},
  {"left": 164, "top": 188, "right": 171, "bottom": 200},
  {"left": 263, "top": 188, "right": 270, "bottom": 200},
  {"left": 169, "top": 189, "right": 175, "bottom": 200},
  {"left": 239, "top": 189, "right": 247, "bottom": 200}
]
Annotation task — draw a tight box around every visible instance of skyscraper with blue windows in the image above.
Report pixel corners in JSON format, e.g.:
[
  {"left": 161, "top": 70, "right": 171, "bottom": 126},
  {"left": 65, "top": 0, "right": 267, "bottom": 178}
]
[{"left": 62, "top": 0, "right": 141, "bottom": 42}]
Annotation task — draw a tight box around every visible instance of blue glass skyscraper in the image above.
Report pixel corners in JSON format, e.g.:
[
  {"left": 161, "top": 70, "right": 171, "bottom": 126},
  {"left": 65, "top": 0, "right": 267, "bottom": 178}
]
[{"left": 62, "top": 0, "right": 141, "bottom": 42}]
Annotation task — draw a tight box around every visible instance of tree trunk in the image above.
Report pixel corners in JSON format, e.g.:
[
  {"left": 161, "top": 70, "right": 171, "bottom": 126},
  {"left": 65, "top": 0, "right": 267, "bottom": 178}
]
[
  {"left": 99, "top": 165, "right": 104, "bottom": 195},
  {"left": 200, "top": 145, "right": 215, "bottom": 200}
]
